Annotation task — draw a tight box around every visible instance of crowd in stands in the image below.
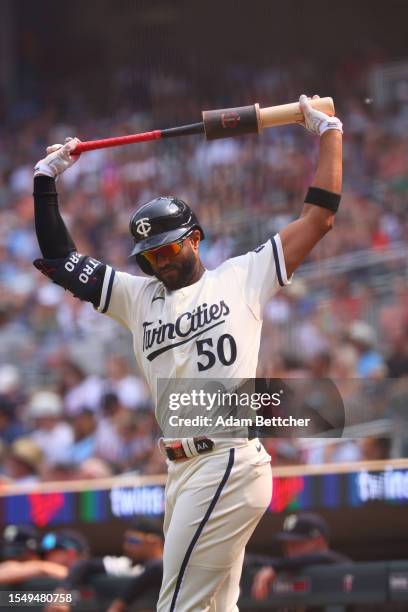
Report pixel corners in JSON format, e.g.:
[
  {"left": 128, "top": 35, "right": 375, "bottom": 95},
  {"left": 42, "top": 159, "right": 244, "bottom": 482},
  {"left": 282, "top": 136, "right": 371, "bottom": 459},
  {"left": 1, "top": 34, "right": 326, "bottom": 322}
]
[
  {"left": 0, "top": 512, "right": 346, "bottom": 610},
  {"left": 1, "top": 60, "right": 408, "bottom": 484},
  {"left": 0, "top": 520, "right": 164, "bottom": 611}
]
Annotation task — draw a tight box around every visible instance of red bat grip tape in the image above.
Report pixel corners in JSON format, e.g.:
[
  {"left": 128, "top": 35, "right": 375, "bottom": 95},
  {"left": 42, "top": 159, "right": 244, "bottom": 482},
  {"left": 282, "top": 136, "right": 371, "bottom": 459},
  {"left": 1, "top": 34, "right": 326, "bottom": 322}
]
[{"left": 71, "top": 130, "right": 162, "bottom": 154}]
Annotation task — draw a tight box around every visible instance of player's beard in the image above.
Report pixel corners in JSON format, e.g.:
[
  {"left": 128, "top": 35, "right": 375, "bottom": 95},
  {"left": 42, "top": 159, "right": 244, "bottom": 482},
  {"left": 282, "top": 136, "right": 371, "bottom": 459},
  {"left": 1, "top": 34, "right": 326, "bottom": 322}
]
[{"left": 155, "top": 251, "right": 201, "bottom": 290}]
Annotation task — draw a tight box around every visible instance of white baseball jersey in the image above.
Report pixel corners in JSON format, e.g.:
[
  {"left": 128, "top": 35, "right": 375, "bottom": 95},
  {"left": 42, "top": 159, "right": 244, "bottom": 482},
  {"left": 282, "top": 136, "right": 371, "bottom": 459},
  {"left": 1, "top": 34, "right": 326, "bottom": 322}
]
[
  {"left": 96, "top": 233, "right": 290, "bottom": 409},
  {"left": 96, "top": 234, "right": 287, "bottom": 612}
]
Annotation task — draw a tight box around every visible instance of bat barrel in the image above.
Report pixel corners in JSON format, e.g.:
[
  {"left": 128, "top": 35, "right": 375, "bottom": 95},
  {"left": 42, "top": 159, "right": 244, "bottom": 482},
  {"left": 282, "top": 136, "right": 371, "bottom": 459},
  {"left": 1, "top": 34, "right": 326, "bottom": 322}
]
[{"left": 259, "top": 97, "right": 335, "bottom": 129}]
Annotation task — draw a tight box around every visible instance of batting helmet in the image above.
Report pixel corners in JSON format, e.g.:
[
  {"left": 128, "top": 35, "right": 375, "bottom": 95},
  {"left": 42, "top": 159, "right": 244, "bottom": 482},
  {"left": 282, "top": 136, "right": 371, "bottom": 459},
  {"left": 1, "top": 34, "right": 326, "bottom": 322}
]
[{"left": 129, "top": 196, "right": 204, "bottom": 275}]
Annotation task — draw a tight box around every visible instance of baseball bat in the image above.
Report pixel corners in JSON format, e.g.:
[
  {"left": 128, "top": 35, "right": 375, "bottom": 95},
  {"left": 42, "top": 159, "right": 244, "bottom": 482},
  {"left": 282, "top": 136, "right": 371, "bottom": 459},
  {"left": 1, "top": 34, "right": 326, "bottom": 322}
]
[{"left": 71, "top": 97, "right": 334, "bottom": 154}]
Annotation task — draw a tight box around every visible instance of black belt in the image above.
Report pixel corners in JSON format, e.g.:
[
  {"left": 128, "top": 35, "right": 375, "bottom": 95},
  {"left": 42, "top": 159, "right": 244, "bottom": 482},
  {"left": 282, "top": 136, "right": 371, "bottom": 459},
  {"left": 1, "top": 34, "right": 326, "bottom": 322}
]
[{"left": 164, "top": 437, "right": 214, "bottom": 461}]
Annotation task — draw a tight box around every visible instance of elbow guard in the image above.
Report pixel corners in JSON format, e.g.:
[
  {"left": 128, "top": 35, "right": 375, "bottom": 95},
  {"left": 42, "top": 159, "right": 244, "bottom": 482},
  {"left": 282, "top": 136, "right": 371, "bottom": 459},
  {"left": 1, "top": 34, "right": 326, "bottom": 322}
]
[{"left": 33, "top": 251, "right": 105, "bottom": 305}]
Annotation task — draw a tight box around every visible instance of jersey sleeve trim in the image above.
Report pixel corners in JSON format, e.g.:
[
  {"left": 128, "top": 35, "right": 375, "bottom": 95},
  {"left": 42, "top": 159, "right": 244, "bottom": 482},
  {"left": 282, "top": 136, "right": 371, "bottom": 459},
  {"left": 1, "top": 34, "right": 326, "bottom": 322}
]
[
  {"left": 271, "top": 234, "right": 291, "bottom": 286},
  {"left": 97, "top": 265, "right": 115, "bottom": 313}
]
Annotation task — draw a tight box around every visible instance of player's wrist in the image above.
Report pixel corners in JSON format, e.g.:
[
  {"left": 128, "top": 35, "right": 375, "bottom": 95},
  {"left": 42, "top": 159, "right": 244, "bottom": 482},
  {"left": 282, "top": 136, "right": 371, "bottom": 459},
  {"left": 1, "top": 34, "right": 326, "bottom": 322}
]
[{"left": 33, "top": 160, "right": 57, "bottom": 178}]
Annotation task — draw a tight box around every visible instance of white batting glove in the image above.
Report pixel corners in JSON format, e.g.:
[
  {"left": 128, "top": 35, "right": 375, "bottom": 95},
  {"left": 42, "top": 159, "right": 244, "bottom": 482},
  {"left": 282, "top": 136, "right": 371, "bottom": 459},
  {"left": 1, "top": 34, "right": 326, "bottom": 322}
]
[
  {"left": 299, "top": 95, "right": 343, "bottom": 136},
  {"left": 34, "top": 137, "right": 81, "bottom": 178}
]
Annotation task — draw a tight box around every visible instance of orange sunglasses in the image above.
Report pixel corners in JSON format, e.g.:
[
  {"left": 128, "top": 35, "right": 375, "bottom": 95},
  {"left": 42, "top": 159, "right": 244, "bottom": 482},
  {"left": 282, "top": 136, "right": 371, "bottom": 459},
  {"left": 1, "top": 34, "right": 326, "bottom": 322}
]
[{"left": 141, "top": 230, "right": 194, "bottom": 266}]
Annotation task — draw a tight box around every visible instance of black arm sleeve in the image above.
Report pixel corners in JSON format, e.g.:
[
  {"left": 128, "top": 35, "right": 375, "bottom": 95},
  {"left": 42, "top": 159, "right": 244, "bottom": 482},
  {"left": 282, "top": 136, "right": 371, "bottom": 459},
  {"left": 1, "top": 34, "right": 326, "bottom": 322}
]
[
  {"left": 33, "top": 175, "right": 105, "bottom": 308},
  {"left": 61, "top": 558, "right": 106, "bottom": 590},
  {"left": 33, "top": 175, "right": 77, "bottom": 258},
  {"left": 120, "top": 560, "right": 163, "bottom": 606}
]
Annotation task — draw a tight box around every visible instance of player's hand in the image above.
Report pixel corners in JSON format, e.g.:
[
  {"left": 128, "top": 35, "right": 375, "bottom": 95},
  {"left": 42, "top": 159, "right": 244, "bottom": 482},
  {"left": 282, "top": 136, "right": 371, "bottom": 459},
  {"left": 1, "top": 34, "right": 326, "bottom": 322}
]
[
  {"left": 34, "top": 137, "right": 81, "bottom": 178},
  {"left": 251, "top": 566, "right": 276, "bottom": 601},
  {"left": 44, "top": 604, "right": 70, "bottom": 612},
  {"left": 44, "top": 588, "right": 71, "bottom": 612},
  {"left": 106, "top": 599, "right": 127, "bottom": 612},
  {"left": 299, "top": 95, "right": 343, "bottom": 136}
]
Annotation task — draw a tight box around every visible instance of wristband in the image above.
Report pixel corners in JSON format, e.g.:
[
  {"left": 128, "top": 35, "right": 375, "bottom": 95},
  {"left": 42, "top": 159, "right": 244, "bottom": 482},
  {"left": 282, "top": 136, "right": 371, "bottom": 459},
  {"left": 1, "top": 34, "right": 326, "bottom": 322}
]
[
  {"left": 319, "top": 117, "right": 343, "bottom": 135},
  {"left": 33, "top": 160, "right": 56, "bottom": 178},
  {"left": 304, "top": 186, "right": 341, "bottom": 213}
]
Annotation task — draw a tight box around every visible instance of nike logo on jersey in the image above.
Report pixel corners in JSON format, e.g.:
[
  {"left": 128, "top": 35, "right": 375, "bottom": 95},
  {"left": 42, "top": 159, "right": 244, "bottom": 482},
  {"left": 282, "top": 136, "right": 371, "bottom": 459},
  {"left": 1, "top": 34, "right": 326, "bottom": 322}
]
[{"left": 143, "top": 300, "right": 230, "bottom": 361}]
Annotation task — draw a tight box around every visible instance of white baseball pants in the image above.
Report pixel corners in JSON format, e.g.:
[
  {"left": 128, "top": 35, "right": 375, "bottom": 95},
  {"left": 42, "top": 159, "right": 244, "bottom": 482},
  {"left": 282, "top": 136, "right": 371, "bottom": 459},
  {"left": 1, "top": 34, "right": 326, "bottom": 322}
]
[{"left": 157, "top": 438, "right": 272, "bottom": 611}]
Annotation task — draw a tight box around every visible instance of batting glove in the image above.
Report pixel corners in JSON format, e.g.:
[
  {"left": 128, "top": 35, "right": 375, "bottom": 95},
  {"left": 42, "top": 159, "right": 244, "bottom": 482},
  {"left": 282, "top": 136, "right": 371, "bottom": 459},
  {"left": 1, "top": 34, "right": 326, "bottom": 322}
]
[
  {"left": 34, "top": 137, "right": 81, "bottom": 178},
  {"left": 299, "top": 94, "right": 343, "bottom": 136}
]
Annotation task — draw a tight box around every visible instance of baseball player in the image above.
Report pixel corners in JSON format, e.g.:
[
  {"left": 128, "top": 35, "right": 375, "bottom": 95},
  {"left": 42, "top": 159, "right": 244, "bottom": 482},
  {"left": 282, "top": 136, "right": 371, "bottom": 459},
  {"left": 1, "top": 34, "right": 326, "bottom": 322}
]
[{"left": 32, "top": 94, "right": 342, "bottom": 611}]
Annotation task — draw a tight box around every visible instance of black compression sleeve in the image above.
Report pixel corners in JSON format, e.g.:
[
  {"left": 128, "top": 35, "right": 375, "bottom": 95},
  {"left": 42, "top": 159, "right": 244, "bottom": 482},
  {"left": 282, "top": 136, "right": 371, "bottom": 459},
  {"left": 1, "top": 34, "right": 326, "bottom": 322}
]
[
  {"left": 33, "top": 175, "right": 77, "bottom": 258},
  {"left": 121, "top": 560, "right": 163, "bottom": 605},
  {"left": 61, "top": 558, "right": 106, "bottom": 590}
]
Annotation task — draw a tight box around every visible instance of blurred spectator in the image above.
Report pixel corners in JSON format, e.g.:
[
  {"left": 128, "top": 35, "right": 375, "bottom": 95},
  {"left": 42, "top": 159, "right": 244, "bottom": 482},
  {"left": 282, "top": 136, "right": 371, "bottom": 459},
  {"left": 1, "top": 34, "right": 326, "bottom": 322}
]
[
  {"left": 263, "top": 439, "right": 302, "bottom": 466},
  {"left": 250, "top": 513, "right": 350, "bottom": 602},
  {"left": 386, "top": 330, "right": 408, "bottom": 377},
  {"left": 47, "top": 517, "right": 163, "bottom": 612},
  {"left": 0, "top": 365, "right": 24, "bottom": 407},
  {"left": 107, "top": 517, "right": 163, "bottom": 612},
  {"left": 41, "top": 462, "right": 78, "bottom": 482},
  {"left": 304, "top": 440, "right": 362, "bottom": 465},
  {"left": 331, "top": 344, "right": 358, "bottom": 378},
  {"left": 0, "top": 396, "right": 26, "bottom": 444},
  {"left": 326, "top": 276, "right": 363, "bottom": 326},
  {"left": 67, "top": 408, "right": 97, "bottom": 464},
  {"left": 28, "top": 391, "right": 74, "bottom": 465},
  {"left": 57, "top": 360, "right": 103, "bottom": 417},
  {"left": 0, "top": 524, "right": 67, "bottom": 584},
  {"left": 94, "top": 393, "right": 127, "bottom": 466},
  {"left": 1, "top": 525, "right": 41, "bottom": 562},
  {"left": 98, "top": 409, "right": 156, "bottom": 473},
  {"left": 359, "top": 436, "right": 391, "bottom": 461},
  {"left": 3, "top": 438, "right": 43, "bottom": 484},
  {"left": 347, "top": 321, "right": 387, "bottom": 378},
  {"left": 308, "top": 350, "right": 332, "bottom": 378},
  {"left": 77, "top": 457, "right": 115, "bottom": 479},
  {"left": 41, "top": 529, "right": 90, "bottom": 569},
  {"left": 379, "top": 280, "right": 408, "bottom": 342},
  {"left": 104, "top": 355, "right": 149, "bottom": 410}
]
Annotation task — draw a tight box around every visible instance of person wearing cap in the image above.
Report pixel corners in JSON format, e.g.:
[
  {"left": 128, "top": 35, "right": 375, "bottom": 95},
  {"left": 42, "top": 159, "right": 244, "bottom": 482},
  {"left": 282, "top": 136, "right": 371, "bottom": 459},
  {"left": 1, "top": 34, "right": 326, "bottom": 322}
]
[
  {"left": 67, "top": 408, "right": 97, "bottom": 465},
  {"left": 41, "top": 529, "right": 89, "bottom": 569},
  {"left": 0, "top": 524, "right": 67, "bottom": 584},
  {"left": 0, "top": 395, "right": 26, "bottom": 445},
  {"left": 1, "top": 525, "right": 41, "bottom": 563},
  {"left": 28, "top": 390, "right": 74, "bottom": 465},
  {"left": 251, "top": 512, "right": 351, "bottom": 601},
  {"left": 106, "top": 517, "right": 163, "bottom": 612},
  {"left": 3, "top": 437, "right": 44, "bottom": 483},
  {"left": 347, "top": 321, "right": 386, "bottom": 379},
  {"left": 46, "top": 517, "right": 163, "bottom": 612}
]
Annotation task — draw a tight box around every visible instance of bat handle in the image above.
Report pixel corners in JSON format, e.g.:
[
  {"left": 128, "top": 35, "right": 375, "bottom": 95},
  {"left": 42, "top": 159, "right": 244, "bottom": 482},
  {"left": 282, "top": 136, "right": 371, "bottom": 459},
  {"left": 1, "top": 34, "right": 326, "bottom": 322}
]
[
  {"left": 259, "top": 97, "right": 335, "bottom": 129},
  {"left": 71, "top": 130, "right": 162, "bottom": 154}
]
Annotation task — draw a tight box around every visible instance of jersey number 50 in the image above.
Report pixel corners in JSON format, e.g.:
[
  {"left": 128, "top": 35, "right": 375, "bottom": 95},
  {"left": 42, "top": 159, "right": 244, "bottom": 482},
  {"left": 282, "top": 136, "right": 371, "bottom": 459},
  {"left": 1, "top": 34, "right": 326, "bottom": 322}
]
[{"left": 196, "top": 334, "right": 237, "bottom": 372}]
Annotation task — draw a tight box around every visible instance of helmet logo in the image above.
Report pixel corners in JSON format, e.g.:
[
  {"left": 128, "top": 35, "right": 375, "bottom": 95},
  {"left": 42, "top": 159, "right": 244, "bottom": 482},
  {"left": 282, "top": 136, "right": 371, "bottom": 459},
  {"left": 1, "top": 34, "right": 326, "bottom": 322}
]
[{"left": 135, "top": 217, "right": 151, "bottom": 238}]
